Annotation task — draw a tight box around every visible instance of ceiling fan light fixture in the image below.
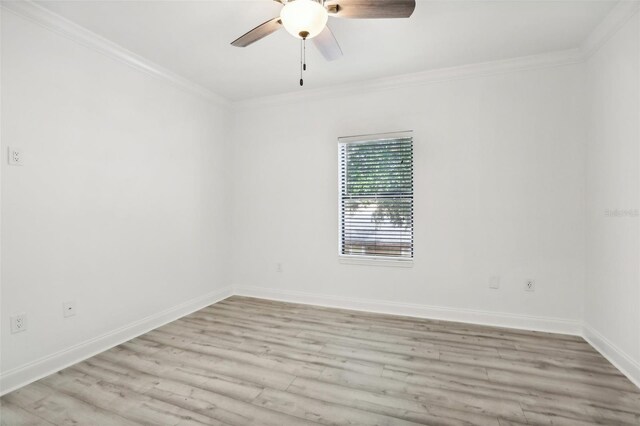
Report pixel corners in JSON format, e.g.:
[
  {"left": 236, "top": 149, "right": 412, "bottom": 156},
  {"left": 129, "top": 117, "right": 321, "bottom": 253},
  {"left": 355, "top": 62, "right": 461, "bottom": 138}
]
[{"left": 280, "top": 0, "right": 328, "bottom": 40}]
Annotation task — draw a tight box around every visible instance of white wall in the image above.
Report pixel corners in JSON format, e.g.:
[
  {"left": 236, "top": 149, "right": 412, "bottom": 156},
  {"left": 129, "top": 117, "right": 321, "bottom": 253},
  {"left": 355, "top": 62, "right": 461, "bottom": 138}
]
[
  {"left": 0, "top": 10, "right": 231, "bottom": 391},
  {"left": 231, "top": 63, "right": 587, "bottom": 333},
  {"left": 3, "top": 0, "right": 638, "bottom": 396},
  {"left": 584, "top": 11, "right": 640, "bottom": 384}
]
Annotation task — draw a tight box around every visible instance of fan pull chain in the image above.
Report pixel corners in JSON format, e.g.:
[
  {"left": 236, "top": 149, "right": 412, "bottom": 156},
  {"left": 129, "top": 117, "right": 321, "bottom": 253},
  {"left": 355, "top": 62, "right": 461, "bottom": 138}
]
[
  {"left": 300, "top": 38, "right": 304, "bottom": 86},
  {"left": 299, "top": 36, "right": 309, "bottom": 87}
]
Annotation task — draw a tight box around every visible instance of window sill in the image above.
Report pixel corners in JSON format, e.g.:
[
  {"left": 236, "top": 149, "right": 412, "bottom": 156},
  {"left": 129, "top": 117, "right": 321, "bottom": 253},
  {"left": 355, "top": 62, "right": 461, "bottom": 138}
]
[{"left": 338, "top": 255, "right": 414, "bottom": 268}]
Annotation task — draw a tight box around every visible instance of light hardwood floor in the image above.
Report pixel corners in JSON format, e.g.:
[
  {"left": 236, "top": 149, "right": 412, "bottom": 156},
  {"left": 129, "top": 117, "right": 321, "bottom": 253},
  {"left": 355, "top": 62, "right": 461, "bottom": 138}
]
[{"left": 1, "top": 296, "right": 639, "bottom": 425}]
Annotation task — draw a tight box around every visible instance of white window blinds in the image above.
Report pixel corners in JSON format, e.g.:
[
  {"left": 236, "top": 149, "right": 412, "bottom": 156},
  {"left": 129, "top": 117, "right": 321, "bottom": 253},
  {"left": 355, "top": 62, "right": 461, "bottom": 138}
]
[{"left": 338, "top": 131, "right": 414, "bottom": 260}]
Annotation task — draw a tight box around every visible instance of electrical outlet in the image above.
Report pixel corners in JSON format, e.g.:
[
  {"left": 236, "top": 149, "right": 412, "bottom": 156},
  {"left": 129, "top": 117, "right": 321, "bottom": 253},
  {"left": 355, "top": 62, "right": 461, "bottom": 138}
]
[
  {"left": 8, "top": 147, "right": 23, "bottom": 166},
  {"left": 63, "top": 301, "right": 76, "bottom": 318},
  {"left": 525, "top": 279, "right": 535, "bottom": 292},
  {"left": 10, "top": 313, "right": 27, "bottom": 333},
  {"left": 489, "top": 276, "right": 500, "bottom": 289}
]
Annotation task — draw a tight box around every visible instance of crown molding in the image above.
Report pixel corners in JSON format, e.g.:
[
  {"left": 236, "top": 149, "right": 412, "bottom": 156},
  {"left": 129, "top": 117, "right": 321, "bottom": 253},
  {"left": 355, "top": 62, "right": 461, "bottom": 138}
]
[
  {"left": 1, "top": 0, "right": 230, "bottom": 107},
  {"left": 231, "top": 0, "right": 640, "bottom": 109},
  {"left": 233, "top": 48, "right": 585, "bottom": 110},
  {"left": 581, "top": 0, "right": 640, "bottom": 59},
  {"left": 4, "top": 0, "right": 638, "bottom": 111}
]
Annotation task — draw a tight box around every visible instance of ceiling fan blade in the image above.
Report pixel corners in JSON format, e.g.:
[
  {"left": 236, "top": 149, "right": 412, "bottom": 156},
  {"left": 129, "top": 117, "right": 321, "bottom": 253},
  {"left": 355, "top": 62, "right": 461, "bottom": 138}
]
[
  {"left": 325, "top": 0, "right": 415, "bottom": 18},
  {"left": 313, "top": 25, "right": 343, "bottom": 61},
  {"left": 231, "top": 17, "right": 282, "bottom": 47}
]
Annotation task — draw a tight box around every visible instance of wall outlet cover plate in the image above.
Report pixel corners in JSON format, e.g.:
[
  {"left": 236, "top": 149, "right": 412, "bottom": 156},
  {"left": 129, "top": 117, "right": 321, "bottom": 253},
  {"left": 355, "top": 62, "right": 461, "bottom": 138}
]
[
  {"left": 8, "top": 147, "right": 23, "bottom": 166},
  {"left": 525, "top": 280, "right": 536, "bottom": 292},
  {"left": 10, "top": 313, "right": 28, "bottom": 333}
]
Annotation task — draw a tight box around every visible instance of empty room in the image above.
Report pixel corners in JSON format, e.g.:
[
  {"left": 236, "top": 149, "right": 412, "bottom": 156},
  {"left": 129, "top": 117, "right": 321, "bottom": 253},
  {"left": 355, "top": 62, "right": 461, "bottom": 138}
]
[{"left": 1, "top": 0, "right": 639, "bottom": 424}]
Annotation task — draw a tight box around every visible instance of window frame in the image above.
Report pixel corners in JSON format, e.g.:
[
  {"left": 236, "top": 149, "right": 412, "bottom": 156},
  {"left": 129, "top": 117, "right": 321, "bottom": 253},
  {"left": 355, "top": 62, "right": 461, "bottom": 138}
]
[{"left": 337, "top": 130, "right": 414, "bottom": 266}]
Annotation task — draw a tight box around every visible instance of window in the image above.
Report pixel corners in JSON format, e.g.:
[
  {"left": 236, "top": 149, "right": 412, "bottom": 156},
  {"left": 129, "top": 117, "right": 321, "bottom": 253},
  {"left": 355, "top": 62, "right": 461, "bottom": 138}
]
[{"left": 338, "top": 131, "right": 413, "bottom": 262}]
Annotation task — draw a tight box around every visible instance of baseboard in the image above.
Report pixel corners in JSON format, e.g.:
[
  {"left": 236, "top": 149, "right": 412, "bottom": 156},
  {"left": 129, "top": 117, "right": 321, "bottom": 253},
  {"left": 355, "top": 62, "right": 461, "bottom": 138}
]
[
  {"left": 6, "top": 285, "right": 637, "bottom": 396},
  {"left": 234, "top": 285, "right": 582, "bottom": 336},
  {"left": 0, "top": 285, "right": 233, "bottom": 396},
  {"left": 583, "top": 324, "right": 640, "bottom": 389}
]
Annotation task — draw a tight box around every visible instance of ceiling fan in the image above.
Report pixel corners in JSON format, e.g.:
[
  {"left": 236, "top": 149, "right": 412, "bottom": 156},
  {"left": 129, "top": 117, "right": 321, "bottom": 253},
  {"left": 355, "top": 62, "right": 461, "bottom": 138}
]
[{"left": 231, "top": 0, "right": 416, "bottom": 86}]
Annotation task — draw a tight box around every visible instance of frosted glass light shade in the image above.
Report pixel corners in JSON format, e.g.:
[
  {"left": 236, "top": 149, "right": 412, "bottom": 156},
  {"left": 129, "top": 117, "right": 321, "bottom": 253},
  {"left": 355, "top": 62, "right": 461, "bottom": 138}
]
[{"left": 280, "top": 0, "right": 328, "bottom": 39}]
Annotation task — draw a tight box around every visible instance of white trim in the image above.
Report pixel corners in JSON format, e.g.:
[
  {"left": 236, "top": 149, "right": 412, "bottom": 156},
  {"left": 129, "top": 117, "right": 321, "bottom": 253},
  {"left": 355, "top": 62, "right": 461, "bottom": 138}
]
[
  {"left": 0, "top": 285, "right": 234, "bottom": 396},
  {"left": 337, "top": 132, "right": 414, "bottom": 266},
  {"left": 338, "top": 130, "right": 413, "bottom": 144},
  {"left": 577, "top": 0, "right": 640, "bottom": 392},
  {"left": 0, "top": 0, "right": 229, "bottom": 107},
  {"left": 583, "top": 324, "right": 640, "bottom": 389},
  {"left": 338, "top": 256, "right": 414, "bottom": 268},
  {"left": 234, "top": 285, "right": 582, "bottom": 335},
  {"left": 234, "top": 49, "right": 584, "bottom": 109},
  {"left": 4, "top": 288, "right": 640, "bottom": 396},
  {"left": 581, "top": 0, "right": 640, "bottom": 59},
  {"left": 3, "top": 0, "right": 637, "bottom": 109},
  {"left": 0, "top": 5, "right": 4, "bottom": 391}
]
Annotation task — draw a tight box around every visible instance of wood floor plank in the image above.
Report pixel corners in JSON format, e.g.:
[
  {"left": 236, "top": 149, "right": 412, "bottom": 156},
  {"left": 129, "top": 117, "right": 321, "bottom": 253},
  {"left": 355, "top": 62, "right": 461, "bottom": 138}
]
[
  {"left": 97, "top": 348, "right": 265, "bottom": 402},
  {"left": 138, "top": 339, "right": 298, "bottom": 391},
  {"left": 144, "top": 329, "right": 326, "bottom": 380},
  {"left": 521, "top": 409, "right": 600, "bottom": 426},
  {"left": 383, "top": 367, "right": 639, "bottom": 424},
  {"left": 151, "top": 321, "right": 385, "bottom": 377},
  {"left": 519, "top": 394, "right": 640, "bottom": 425},
  {"left": 496, "top": 347, "right": 621, "bottom": 373},
  {"left": 253, "top": 387, "right": 422, "bottom": 426},
  {"left": 40, "top": 367, "right": 226, "bottom": 426},
  {"left": 381, "top": 366, "right": 536, "bottom": 401},
  {"left": 287, "top": 376, "right": 501, "bottom": 426},
  {"left": 180, "top": 317, "right": 326, "bottom": 352},
  {"left": 74, "top": 350, "right": 317, "bottom": 426},
  {"left": 302, "top": 330, "right": 503, "bottom": 359},
  {"left": 2, "top": 381, "right": 142, "bottom": 426},
  {"left": 297, "top": 329, "right": 450, "bottom": 358},
  {"left": 0, "top": 399, "right": 57, "bottom": 426},
  {"left": 198, "top": 306, "right": 445, "bottom": 348},
  {"left": 318, "top": 367, "right": 528, "bottom": 422},
  {"left": 2, "top": 295, "right": 639, "bottom": 425},
  {"left": 440, "top": 351, "right": 639, "bottom": 392},
  {"left": 486, "top": 368, "right": 640, "bottom": 412}
]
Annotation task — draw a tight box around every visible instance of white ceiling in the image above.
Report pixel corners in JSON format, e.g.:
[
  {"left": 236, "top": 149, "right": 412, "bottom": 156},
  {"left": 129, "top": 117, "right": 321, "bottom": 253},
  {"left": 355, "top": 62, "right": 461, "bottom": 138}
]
[{"left": 35, "top": 0, "right": 616, "bottom": 101}]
